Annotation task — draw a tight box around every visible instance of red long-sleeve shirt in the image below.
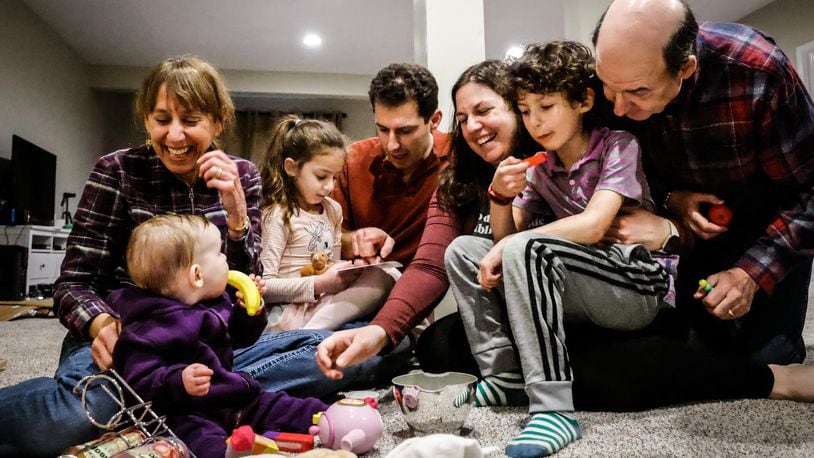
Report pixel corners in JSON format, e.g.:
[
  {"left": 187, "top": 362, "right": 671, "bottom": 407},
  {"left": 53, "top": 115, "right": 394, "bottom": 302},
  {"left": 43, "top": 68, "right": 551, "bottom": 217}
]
[{"left": 370, "top": 191, "right": 478, "bottom": 346}]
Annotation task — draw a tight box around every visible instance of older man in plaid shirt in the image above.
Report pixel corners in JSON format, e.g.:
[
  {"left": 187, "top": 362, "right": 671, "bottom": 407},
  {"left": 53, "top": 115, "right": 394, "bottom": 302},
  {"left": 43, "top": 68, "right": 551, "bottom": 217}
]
[{"left": 593, "top": 0, "right": 814, "bottom": 365}]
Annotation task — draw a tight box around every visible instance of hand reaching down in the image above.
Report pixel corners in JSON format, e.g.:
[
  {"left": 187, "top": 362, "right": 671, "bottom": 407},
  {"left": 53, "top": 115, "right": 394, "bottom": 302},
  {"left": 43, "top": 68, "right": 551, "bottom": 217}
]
[
  {"left": 350, "top": 228, "right": 395, "bottom": 265},
  {"left": 694, "top": 267, "right": 759, "bottom": 320},
  {"left": 315, "top": 325, "right": 388, "bottom": 380},
  {"left": 90, "top": 314, "right": 120, "bottom": 371},
  {"left": 478, "top": 239, "right": 506, "bottom": 292}
]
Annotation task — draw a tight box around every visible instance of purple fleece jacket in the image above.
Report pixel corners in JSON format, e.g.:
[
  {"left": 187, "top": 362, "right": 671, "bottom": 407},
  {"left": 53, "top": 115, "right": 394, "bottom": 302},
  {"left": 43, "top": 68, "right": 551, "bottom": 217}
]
[{"left": 111, "top": 286, "right": 325, "bottom": 431}]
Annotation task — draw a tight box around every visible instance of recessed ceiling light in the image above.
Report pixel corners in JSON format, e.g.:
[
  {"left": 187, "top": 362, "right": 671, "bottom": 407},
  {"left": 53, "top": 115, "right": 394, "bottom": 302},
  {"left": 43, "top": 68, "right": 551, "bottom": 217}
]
[
  {"left": 505, "top": 45, "right": 523, "bottom": 60},
  {"left": 303, "top": 33, "right": 322, "bottom": 48}
]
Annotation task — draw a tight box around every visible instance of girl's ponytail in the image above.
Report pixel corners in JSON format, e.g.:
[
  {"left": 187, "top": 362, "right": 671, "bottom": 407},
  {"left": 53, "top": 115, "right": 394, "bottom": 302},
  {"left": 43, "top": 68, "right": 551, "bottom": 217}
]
[{"left": 259, "top": 115, "right": 347, "bottom": 226}]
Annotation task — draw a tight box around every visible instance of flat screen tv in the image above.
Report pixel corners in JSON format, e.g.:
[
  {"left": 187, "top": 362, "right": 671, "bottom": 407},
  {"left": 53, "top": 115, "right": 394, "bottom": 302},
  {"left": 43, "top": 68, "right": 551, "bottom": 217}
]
[
  {"left": 0, "top": 157, "right": 9, "bottom": 218},
  {"left": 9, "top": 135, "right": 57, "bottom": 226}
]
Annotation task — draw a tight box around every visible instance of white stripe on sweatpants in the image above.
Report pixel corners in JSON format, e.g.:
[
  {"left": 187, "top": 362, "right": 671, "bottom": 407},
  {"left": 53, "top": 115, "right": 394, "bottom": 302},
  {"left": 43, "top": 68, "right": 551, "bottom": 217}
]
[{"left": 504, "top": 233, "right": 670, "bottom": 385}]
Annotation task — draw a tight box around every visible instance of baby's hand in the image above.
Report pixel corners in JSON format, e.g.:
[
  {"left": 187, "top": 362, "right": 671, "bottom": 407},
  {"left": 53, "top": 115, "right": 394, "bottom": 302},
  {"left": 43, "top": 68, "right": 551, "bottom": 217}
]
[
  {"left": 251, "top": 273, "right": 267, "bottom": 297},
  {"left": 235, "top": 274, "right": 265, "bottom": 313},
  {"left": 236, "top": 274, "right": 266, "bottom": 301},
  {"left": 182, "top": 363, "right": 213, "bottom": 396}
]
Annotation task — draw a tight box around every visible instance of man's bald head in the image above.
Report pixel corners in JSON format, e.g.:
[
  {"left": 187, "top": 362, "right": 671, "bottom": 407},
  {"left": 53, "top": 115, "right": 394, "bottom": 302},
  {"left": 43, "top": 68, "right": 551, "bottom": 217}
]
[
  {"left": 593, "top": 0, "right": 697, "bottom": 77},
  {"left": 591, "top": 0, "right": 699, "bottom": 120}
]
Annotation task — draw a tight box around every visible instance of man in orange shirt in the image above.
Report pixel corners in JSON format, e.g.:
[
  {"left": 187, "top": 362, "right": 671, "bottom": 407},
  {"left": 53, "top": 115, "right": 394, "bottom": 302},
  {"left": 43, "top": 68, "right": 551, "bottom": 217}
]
[{"left": 333, "top": 63, "right": 450, "bottom": 266}]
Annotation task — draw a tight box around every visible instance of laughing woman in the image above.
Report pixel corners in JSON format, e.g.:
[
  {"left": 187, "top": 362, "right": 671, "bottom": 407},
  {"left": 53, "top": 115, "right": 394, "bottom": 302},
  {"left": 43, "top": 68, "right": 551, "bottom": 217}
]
[{"left": 0, "top": 55, "right": 262, "bottom": 457}]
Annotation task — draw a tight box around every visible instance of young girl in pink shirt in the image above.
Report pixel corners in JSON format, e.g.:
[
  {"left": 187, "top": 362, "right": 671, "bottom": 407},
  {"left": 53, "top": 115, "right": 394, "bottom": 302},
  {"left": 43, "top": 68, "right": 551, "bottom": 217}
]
[{"left": 258, "top": 116, "right": 394, "bottom": 331}]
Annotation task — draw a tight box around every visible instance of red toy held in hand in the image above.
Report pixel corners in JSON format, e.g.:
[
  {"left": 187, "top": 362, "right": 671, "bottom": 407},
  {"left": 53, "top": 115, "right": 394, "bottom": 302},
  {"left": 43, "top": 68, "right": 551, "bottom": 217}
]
[
  {"left": 707, "top": 204, "right": 733, "bottom": 226},
  {"left": 521, "top": 152, "right": 548, "bottom": 167}
]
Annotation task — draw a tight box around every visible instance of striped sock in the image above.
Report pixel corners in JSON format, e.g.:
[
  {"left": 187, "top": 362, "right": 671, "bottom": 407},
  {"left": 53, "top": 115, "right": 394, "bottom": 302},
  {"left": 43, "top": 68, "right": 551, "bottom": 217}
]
[
  {"left": 452, "top": 388, "right": 470, "bottom": 408},
  {"left": 505, "top": 411, "right": 581, "bottom": 457},
  {"left": 474, "top": 371, "right": 528, "bottom": 407}
]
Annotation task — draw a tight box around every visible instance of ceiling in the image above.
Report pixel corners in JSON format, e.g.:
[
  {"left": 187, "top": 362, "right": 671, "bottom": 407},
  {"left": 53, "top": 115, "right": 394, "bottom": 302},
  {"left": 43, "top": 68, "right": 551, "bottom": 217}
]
[{"left": 22, "top": 0, "right": 776, "bottom": 77}]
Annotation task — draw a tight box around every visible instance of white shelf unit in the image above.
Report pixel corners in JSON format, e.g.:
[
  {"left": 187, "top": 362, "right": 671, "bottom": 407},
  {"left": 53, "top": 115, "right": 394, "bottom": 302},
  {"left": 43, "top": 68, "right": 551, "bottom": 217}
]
[{"left": 0, "top": 225, "right": 70, "bottom": 296}]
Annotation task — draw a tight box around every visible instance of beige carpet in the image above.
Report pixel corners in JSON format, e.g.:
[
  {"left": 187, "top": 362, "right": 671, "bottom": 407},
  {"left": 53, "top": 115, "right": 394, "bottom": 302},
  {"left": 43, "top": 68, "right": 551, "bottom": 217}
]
[{"left": 1, "top": 311, "right": 813, "bottom": 457}]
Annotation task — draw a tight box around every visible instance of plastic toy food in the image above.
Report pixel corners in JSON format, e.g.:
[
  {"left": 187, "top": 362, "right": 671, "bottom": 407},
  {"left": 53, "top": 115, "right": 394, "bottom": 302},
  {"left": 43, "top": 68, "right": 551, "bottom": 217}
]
[
  {"left": 262, "top": 431, "right": 315, "bottom": 454},
  {"left": 309, "top": 398, "right": 383, "bottom": 455},
  {"left": 227, "top": 270, "right": 261, "bottom": 316},
  {"left": 226, "top": 425, "right": 256, "bottom": 457},
  {"left": 226, "top": 425, "right": 315, "bottom": 456},
  {"left": 521, "top": 152, "right": 548, "bottom": 167},
  {"left": 707, "top": 204, "right": 733, "bottom": 226}
]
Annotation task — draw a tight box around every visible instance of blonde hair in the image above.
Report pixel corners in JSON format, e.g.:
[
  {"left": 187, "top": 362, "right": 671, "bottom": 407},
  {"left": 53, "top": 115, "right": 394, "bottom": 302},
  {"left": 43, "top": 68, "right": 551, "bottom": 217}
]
[
  {"left": 259, "top": 115, "right": 347, "bottom": 226},
  {"left": 127, "top": 214, "right": 211, "bottom": 295},
  {"left": 135, "top": 55, "right": 235, "bottom": 132}
]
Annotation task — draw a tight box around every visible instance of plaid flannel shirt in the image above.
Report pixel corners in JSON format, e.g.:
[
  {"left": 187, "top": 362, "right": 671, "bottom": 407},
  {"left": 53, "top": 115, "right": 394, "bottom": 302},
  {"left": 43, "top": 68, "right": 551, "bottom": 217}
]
[
  {"left": 616, "top": 22, "right": 814, "bottom": 295},
  {"left": 54, "top": 146, "right": 263, "bottom": 338}
]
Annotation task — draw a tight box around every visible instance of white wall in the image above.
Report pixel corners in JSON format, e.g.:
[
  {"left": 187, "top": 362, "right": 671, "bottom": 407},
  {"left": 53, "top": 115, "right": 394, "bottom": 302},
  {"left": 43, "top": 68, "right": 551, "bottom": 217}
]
[
  {"left": 0, "top": 0, "right": 102, "bottom": 223},
  {"left": 567, "top": 0, "right": 611, "bottom": 45},
  {"left": 485, "top": 0, "right": 569, "bottom": 54},
  {"left": 738, "top": 0, "right": 814, "bottom": 68}
]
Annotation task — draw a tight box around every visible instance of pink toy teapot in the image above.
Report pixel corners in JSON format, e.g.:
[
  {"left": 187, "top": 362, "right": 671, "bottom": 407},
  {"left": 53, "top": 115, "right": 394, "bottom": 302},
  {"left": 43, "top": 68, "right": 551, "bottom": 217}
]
[{"left": 309, "top": 397, "right": 383, "bottom": 454}]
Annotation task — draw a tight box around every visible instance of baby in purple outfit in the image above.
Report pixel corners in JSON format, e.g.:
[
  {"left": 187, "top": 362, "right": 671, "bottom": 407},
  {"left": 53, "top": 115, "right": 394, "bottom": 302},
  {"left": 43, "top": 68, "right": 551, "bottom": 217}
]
[{"left": 111, "top": 214, "right": 327, "bottom": 458}]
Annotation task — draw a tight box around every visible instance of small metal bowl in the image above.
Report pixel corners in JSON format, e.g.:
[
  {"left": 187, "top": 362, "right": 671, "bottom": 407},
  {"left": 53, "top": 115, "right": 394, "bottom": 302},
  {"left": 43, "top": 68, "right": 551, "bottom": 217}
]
[{"left": 392, "top": 371, "right": 478, "bottom": 435}]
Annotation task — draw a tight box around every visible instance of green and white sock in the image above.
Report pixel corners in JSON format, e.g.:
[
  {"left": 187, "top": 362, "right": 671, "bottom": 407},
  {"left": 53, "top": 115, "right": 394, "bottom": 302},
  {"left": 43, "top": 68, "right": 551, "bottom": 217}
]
[
  {"left": 474, "top": 371, "right": 528, "bottom": 407},
  {"left": 505, "top": 411, "right": 581, "bottom": 457}
]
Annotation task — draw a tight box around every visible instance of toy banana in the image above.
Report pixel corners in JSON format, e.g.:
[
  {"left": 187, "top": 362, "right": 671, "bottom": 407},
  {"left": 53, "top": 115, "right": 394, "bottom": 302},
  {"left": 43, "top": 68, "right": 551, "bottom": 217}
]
[{"left": 227, "top": 270, "right": 262, "bottom": 316}]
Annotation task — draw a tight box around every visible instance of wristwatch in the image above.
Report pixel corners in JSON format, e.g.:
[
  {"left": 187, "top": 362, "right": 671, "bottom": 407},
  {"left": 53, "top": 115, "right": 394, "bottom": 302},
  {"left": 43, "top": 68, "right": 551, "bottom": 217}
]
[
  {"left": 228, "top": 216, "right": 250, "bottom": 235},
  {"left": 660, "top": 219, "right": 680, "bottom": 254}
]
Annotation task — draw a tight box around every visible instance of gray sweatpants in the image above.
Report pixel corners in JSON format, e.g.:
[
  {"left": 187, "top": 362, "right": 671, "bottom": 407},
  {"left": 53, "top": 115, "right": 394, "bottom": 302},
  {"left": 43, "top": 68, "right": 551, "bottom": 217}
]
[{"left": 445, "top": 233, "right": 670, "bottom": 413}]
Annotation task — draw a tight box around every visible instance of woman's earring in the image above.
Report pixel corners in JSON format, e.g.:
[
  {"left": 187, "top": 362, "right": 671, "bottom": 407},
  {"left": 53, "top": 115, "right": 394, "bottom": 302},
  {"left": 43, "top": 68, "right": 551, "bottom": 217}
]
[{"left": 145, "top": 138, "right": 152, "bottom": 149}]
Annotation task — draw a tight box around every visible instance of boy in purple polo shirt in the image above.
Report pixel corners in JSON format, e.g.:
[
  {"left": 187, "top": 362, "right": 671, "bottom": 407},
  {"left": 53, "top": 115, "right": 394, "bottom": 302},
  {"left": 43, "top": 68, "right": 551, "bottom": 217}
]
[
  {"left": 111, "top": 214, "right": 327, "bottom": 458},
  {"left": 447, "top": 41, "right": 678, "bottom": 458}
]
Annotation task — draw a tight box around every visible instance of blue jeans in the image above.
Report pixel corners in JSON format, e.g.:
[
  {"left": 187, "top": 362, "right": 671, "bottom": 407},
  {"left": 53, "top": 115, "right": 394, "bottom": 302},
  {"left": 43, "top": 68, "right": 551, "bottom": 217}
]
[
  {"left": 0, "top": 333, "right": 118, "bottom": 457},
  {"left": 233, "top": 327, "right": 411, "bottom": 399},
  {"left": 0, "top": 328, "right": 410, "bottom": 457}
]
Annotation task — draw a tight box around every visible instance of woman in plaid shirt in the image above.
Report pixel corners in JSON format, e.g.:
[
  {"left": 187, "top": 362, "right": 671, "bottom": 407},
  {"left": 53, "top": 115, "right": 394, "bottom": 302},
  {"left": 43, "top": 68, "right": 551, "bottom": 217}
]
[{"left": 0, "top": 55, "right": 373, "bottom": 457}]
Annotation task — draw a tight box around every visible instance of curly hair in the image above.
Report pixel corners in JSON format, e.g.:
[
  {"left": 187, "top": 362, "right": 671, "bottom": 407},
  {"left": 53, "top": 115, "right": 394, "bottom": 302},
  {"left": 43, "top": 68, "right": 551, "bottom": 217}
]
[
  {"left": 437, "top": 60, "right": 538, "bottom": 214},
  {"left": 509, "top": 41, "right": 601, "bottom": 130},
  {"left": 259, "top": 115, "right": 347, "bottom": 227},
  {"left": 368, "top": 63, "right": 439, "bottom": 122}
]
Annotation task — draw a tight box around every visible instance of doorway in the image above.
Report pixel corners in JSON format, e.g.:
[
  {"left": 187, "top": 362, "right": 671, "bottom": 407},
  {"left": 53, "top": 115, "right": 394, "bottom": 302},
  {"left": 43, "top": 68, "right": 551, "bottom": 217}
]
[{"left": 796, "top": 39, "right": 814, "bottom": 93}]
